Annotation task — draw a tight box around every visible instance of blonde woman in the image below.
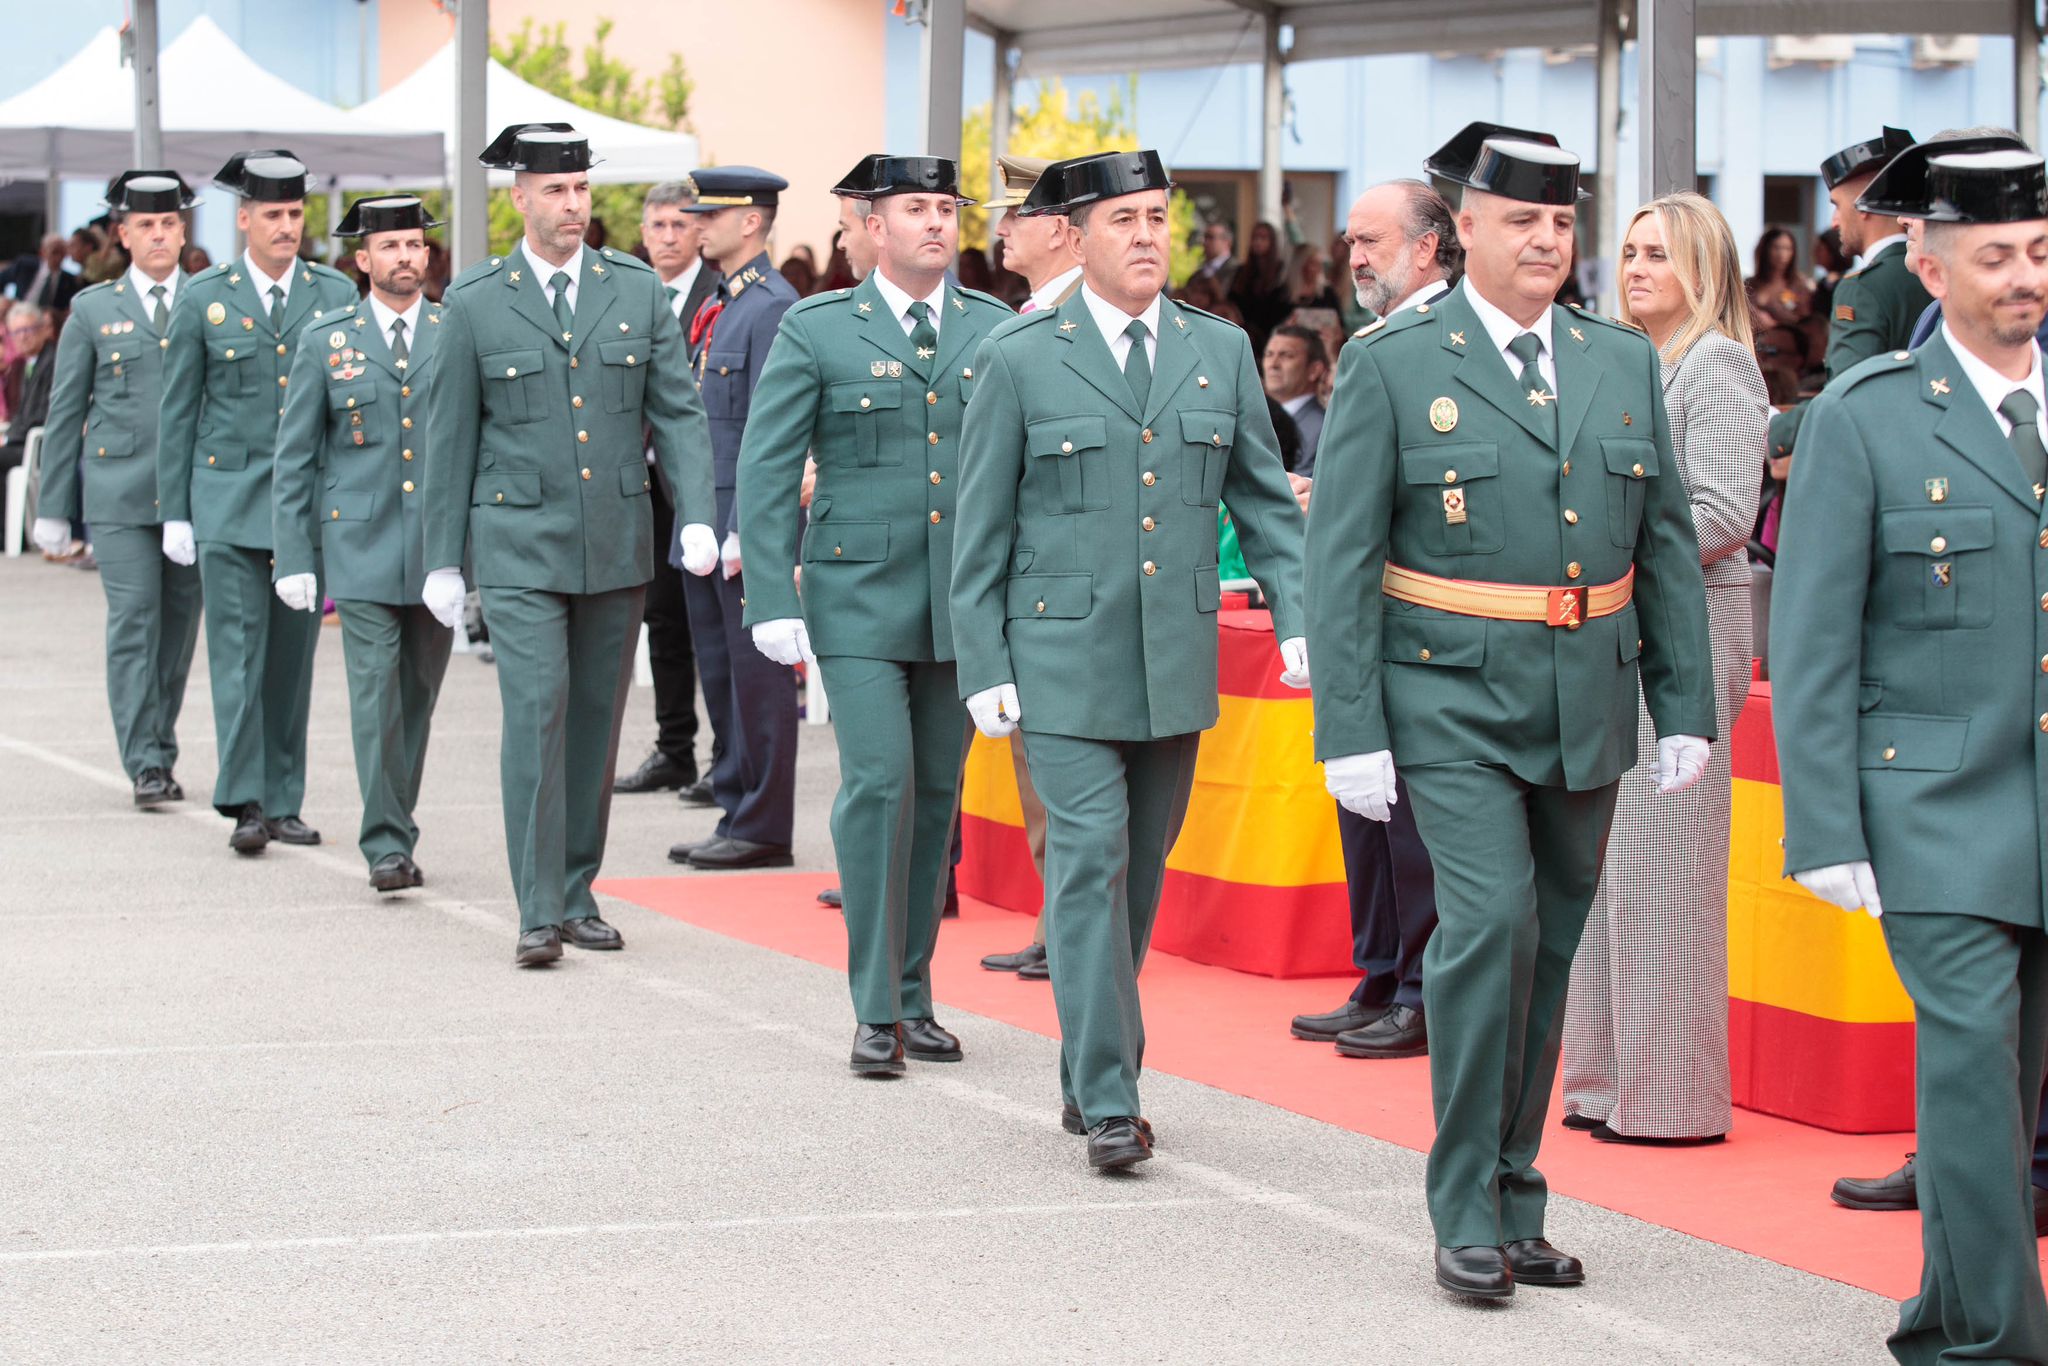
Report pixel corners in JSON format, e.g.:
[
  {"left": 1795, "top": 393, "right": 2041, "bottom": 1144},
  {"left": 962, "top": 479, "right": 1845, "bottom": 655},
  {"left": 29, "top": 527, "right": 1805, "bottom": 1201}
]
[{"left": 1561, "top": 192, "right": 1769, "bottom": 1143}]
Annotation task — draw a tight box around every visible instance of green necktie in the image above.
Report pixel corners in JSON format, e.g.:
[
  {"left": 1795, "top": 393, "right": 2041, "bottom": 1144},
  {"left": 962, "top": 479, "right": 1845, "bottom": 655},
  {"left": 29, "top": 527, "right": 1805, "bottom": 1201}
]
[
  {"left": 389, "top": 316, "right": 408, "bottom": 367},
  {"left": 664, "top": 284, "right": 679, "bottom": 310},
  {"left": 1122, "top": 318, "right": 1151, "bottom": 411},
  {"left": 550, "top": 271, "right": 574, "bottom": 335},
  {"left": 267, "top": 284, "right": 284, "bottom": 331},
  {"left": 149, "top": 283, "right": 168, "bottom": 332},
  {"left": 1999, "top": 388, "right": 2048, "bottom": 492},
  {"left": 907, "top": 300, "right": 938, "bottom": 376},
  {"left": 1508, "top": 331, "right": 1556, "bottom": 444}
]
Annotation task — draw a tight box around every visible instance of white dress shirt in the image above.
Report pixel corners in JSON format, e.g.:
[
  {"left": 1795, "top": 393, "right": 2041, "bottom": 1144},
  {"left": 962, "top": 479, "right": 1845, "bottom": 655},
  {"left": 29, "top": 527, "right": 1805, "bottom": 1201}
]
[
  {"left": 1390, "top": 279, "right": 1451, "bottom": 316},
  {"left": 367, "top": 292, "right": 424, "bottom": 355},
  {"left": 1281, "top": 391, "right": 1317, "bottom": 420},
  {"left": 128, "top": 263, "right": 178, "bottom": 320},
  {"left": 661, "top": 257, "right": 703, "bottom": 319},
  {"left": 871, "top": 268, "right": 947, "bottom": 339},
  {"left": 1855, "top": 233, "right": 1909, "bottom": 272},
  {"left": 242, "top": 251, "right": 293, "bottom": 310},
  {"left": 1081, "top": 283, "right": 1162, "bottom": 367},
  {"left": 1023, "top": 265, "right": 1082, "bottom": 315},
  {"left": 1464, "top": 282, "right": 1558, "bottom": 392},
  {"left": 522, "top": 239, "right": 582, "bottom": 313},
  {"left": 1943, "top": 321, "right": 2048, "bottom": 442}
]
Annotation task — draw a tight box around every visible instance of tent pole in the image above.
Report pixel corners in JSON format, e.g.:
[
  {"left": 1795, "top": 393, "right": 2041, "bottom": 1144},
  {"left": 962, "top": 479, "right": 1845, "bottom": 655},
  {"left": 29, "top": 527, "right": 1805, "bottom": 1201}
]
[
  {"left": 1636, "top": 0, "right": 1695, "bottom": 198},
  {"left": 132, "top": 0, "right": 163, "bottom": 167},
  {"left": 1260, "top": 16, "right": 1284, "bottom": 232},
  {"left": 2020, "top": 0, "right": 2042, "bottom": 151},
  {"left": 452, "top": 0, "right": 489, "bottom": 271},
  {"left": 920, "top": 0, "right": 966, "bottom": 163},
  {"left": 989, "top": 29, "right": 1012, "bottom": 204}
]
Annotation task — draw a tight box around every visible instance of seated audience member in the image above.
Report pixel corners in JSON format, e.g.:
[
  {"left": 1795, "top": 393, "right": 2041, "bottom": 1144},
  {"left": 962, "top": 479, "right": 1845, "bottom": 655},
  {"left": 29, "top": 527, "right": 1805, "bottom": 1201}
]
[{"left": 1262, "top": 325, "right": 1328, "bottom": 475}]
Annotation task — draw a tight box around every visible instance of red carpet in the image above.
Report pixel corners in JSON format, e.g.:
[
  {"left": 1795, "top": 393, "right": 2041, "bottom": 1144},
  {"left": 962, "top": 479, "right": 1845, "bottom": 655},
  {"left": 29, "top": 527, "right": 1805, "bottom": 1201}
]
[{"left": 598, "top": 871, "right": 2045, "bottom": 1300}]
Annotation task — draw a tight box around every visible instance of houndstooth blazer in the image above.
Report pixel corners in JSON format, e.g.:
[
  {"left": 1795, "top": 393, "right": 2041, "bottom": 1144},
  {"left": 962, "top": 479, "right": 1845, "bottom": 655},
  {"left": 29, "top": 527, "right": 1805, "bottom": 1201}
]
[{"left": 1664, "top": 328, "right": 1770, "bottom": 589}]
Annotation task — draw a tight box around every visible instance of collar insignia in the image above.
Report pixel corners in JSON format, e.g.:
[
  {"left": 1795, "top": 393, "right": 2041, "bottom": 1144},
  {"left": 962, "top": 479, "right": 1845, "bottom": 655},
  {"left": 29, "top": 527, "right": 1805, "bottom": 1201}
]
[
  {"left": 1526, "top": 388, "right": 1555, "bottom": 408},
  {"left": 1059, "top": 320, "right": 1079, "bottom": 333},
  {"left": 1449, "top": 331, "right": 1466, "bottom": 346},
  {"left": 1930, "top": 377, "right": 1951, "bottom": 396},
  {"left": 509, "top": 270, "right": 521, "bottom": 284},
  {"left": 1569, "top": 326, "right": 1586, "bottom": 343},
  {"left": 857, "top": 301, "right": 872, "bottom": 313}
]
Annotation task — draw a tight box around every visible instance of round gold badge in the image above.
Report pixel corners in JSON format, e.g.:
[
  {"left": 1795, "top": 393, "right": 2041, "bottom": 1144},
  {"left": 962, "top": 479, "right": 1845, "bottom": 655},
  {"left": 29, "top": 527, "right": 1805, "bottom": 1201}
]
[
  {"left": 205, "top": 301, "right": 226, "bottom": 326},
  {"left": 329, "top": 330, "right": 347, "bottom": 350},
  {"left": 1429, "top": 397, "right": 1459, "bottom": 433}
]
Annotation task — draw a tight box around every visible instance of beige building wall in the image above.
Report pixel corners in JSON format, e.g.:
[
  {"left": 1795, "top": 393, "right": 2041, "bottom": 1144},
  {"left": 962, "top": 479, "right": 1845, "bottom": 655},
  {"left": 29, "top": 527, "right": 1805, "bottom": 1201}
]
[{"left": 378, "top": 0, "right": 885, "bottom": 262}]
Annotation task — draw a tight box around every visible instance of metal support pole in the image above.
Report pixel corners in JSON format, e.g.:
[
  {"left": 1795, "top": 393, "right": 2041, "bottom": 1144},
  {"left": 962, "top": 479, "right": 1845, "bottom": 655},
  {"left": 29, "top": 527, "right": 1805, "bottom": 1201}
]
[
  {"left": 989, "top": 31, "right": 1012, "bottom": 203},
  {"left": 132, "top": 0, "right": 163, "bottom": 167},
  {"left": 451, "top": 0, "right": 489, "bottom": 270},
  {"left": 1259, "top": 16, "right": 1285, "bottom": 230},
  {"left": 2020, "top": 0, "right": 2042, "bottom": 152},
  {"left": 1637, "top": 0, "right": 1695, "bottom": 198},
  {"left": 1594, "top": 0, "right": 1621, "bottom": 311},
  {"left": 920, "top": 0, "right": 966, "bottom": 162}
]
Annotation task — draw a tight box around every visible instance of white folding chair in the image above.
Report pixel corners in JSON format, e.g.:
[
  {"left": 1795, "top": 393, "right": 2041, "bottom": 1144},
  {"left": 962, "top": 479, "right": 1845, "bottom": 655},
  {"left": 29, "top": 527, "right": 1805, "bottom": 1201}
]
[{"left": 3, "top": 425, "right": 42, "bottom": 557}]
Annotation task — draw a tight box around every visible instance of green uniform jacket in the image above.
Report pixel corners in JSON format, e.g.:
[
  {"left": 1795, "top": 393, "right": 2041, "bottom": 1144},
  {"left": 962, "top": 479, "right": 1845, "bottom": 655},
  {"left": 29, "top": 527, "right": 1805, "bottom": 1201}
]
[
  {"left": 39, "top": 272, "right": 184, "bottom": 526},
  {"left": 1303, "top": 282, "right": 1717, "bottom": 788},
  {"left": 424, "top": 244, "right": 714, "bottom": 594},
  {"left": 158, "top": 259, "right": 360, "bottom": 548},
  {"left": 736, "top": 274, "right": 1013, "bottom": 661},
  {"left": 1771, "top": 334, "right": 2047, "bottom": 928},
  {"left": 273, "top": 300, "right": 441, "bottom": 604},
  {"left": 1823, "top": 239, "right": 1932, "bottom": 383},
  {"left": 950, "top": 289, "right": 1308, "bottom": 740}
]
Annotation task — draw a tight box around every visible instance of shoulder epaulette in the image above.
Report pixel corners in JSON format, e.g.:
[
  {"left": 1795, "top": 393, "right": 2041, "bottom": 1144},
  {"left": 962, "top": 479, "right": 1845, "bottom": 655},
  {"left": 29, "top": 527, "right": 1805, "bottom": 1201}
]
[
  {"left": 596, "top": 246, "right": 651, "bottom": 275},
  {"left": 448, "top": 255, "right": 510, "bottom": 291},
  {"left": 1171, "top": 300, "right": 1232, "bottom": 327},
  {"left": 304, "top": 261, "right": 353, "bottom": 286},
  {"left": 784, "top": 290, "right": 841, "bottom": 318},
  {"left": 73, "top": 279, "right": 116, "bottom": 301},
  {"left": 1352, "top": 306, "right": 1434, "bottom": 346},
  {"left": 1833, "top": 347, "right": 1916, "bottom": 392},
  {"left": 1563, "top": 302, "right": 1639, "bottom": 338},
  {"left": 951, "top": 285, "right": 1011, "bottom": 313}
]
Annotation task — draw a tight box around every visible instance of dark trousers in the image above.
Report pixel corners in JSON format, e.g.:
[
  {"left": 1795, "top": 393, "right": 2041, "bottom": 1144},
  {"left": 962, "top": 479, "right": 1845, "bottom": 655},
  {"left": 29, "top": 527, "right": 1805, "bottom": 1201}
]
[
  {"left": 1340, "top": 775, "right": 1438, "bottom": 1013},
  {"left": 681, "top": 564, "right": 796, "bottom": 847},
  {"left": 645, "top": 474, "right": 700, "bottom": 766},
  {"left": 196, "top": 541, "right": 321, "bottom": 819}
]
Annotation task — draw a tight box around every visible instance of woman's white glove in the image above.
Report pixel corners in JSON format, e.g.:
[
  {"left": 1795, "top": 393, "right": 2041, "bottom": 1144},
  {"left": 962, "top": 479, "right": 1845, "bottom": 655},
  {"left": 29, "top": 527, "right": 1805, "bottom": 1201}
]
[
  {"left": 1325, "top": 750, "right": 1397, "bottom": 822},
  {"left": 422, "top": 566, "right": 468, "bottom": 631},
  {"left": 678, "top": 523, "right": 718, "bottom": 577},
  {"left": 1278, "top": 636, "right": 1310, "bottom": 689},
  {"left": 274, "top": 573, "right": 320, "bottom": 613},
  {"left": 1654, "top": 734, "right": 1710, "bottom": 795},
  {"left": 161, "top": 520, "right": 196, "bottom": 566},
  {"left": 750, "top": 618, "right": 814, "bottom": 667},
  {"left": 1795, "top": 861, "right": 1884, "bottom": 919},
  {"left": 966, "top": 683, "right": 1022, "bottom": 738}
]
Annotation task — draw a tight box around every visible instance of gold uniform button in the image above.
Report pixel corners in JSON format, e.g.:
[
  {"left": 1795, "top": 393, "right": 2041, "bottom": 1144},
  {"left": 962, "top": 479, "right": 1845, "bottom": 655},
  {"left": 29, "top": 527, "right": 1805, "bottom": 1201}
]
[
  {"left": 1930, "top": 536, "right": 1947, "bottom": 554},
  {"left": 495, "top": 493, "right": 504, "bottom": 503},
  {"left": 402, "top": 480, "right": 415, "bottom": 493},
  {"left": 278, "top": 376, "right": 288, "bottom": 387},
  {"left": 1564, "top": 509, "right": 1578, "bottom": 525},
  {"left": 160, "top": 338, "right": 168, "bottom": 349},
  {"left": 1882, "top": 746, "right": 1897, "bottom": 761},
  {"left": 1142, "top": 471, "right": 1156, "bottom": 486},
  {"left": 929, "top": 471, "right": 941, "bottom": 485},
  {"left": 1444, "top": 470, "right": 1457, "bottom": 484},
  {"left": 580, "top": 468, "right": 591, "bottom": 480},
  {"left": 403, "top": 450, "right": 414, "bottom": 461},
  {"left": 1142, "top": 561, "right": 1157, "bottom": 575},
  {"left": 929, "top": 510, "right": 943, "bottom": 524},
  {"left": 224, "top": 348, "right": 235, "bottom": 358},
  {"left": 1142, "top": 517, "right": 1155, "bottom": 531},
  {"left": 718, "top": 365, "right": 727, "bottom": 376},
  {"left": 276, "top": 343, "right": 286, "bottom": 356},
  {"left": 569, "top": 357, "right": 579, "bottom": 369},
  {"left": 346, "top": 397, "right": 356, "bottom": 408},
  {"left": 2040, "top": 592, "right": 2048, "bottom": 611},
  {"left": 2039, "top": 714, "right": 2048, "bottom": 733},
  {"left": 626, "top": 354, "right": 636, "bottom": 366},
  {"left": 1211, "top": 433, "right": 1223, "bottom": 447},
  {"left": 926, "top": 392, "right": 937, "bottom": 406},
  {"left": 1566, "top": 562, "right": 1582, "bottom": 579},
  {"left": 110, "top": 351, "right": 121, "bottom": 362},
  {"left": 96, "top": 447, "right": 105, "bottom": 456},
  {"left": 1035, "top": 600, "right": 1046, "bottom": 613},
  {"left": 401, "top": 385, "right": 411, "bottom": 398},
  {"left": 1632, "top": 463, "right": 1645, "bottom": 477},
  {"left": 1142, "top": 429, "right": 1154, "bottom": 444},
  {"left": 402, "top": 417, "right": 413, "bottom": 430},
  {"left": 1418, "top": 648, "right": 1432, "bottom": 662},
  {"left": 2040, "top": 654, "right": 2048, "bottom": 672},
  {"left": 573, "top": 396, "right": 584, "bottom": 409},
  {"left": 330, "top": 509, "right": 339, "bottom": 520},
  {"left": 1061, "top": 441, "right": 1074, "bottom": 454},
  {"left": 577, "top": 430, "right": 589, "bottom": 443},
  {"left": 833, "top": 546, "right": 843, "bottom": 556},
  {"left": 860, "top": 396, "right": 873, "bottom": 409},
  {"left": 928, "top": 432, "right": 939, "bottom": 446},
  {"left": 207, "top": 456, "right": 216, "bottom": 466},
  {"left": 1561, "top": 460, "right": 1572, "bottom": 476}
]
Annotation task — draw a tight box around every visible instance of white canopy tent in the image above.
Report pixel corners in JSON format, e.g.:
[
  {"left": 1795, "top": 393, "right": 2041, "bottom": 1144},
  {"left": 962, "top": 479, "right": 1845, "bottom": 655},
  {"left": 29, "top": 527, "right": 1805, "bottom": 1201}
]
[
  {"left": 340, "top": 41, "right": 700, "bottom": 189},
  {"left": 0, "top": 16, "right": 442, "bottom": 186}
]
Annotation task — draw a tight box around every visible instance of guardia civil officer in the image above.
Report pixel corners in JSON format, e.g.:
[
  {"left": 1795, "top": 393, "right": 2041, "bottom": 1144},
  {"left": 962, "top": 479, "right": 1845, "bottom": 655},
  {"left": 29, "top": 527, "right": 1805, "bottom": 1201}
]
[
  {"left": 32, "top": 170, "right": 204, "bottom": 808},
  {"left": 158, "top": 151, "right": 358, "bottom": 854},
  {"left": 665, "top": 167, "right": 801, "bottom": 871},
  {"left": 739, "top": 155, "right": 1012, "bottom": 1074},
  {"left": 423, "top": 123, "right": 719, "bottom": 965},
  {"left": 951, "top": 151, "right": 1310, "bottom": 1168},
  {"left": 1773, "top": 139, "right": 2048, "bottom": 1366},
  {"left": 273, "top": 196, "right": 451, "bottom": 894},
  {"left": 1305, "top": 124, "right": 1715, "bottom": 1298}
]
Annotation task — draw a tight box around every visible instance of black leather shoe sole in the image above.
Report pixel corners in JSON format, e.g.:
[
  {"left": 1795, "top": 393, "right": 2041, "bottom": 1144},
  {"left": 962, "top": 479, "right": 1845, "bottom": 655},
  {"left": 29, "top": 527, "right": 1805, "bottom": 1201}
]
[
  {"left": 1088, "top": 1136, "right": 1152, "bottom": 1170},
  {"left": 1062, "top": 1106, "right": 1158, "bottom": 1146},
  {"left": 1830, "top": 1185, "right": 1916, "bottom": 1212},
  {"left": 1016, "top": 960, "right": 1051, "bottom": 981},
  {"left": 133, "top": 783, "right": 172, "bottom": 809},
  {"left": 515, "top": 935, "right": 563, "bottom": 967},
  {"left": 850, "top": 1055, "right": 907, "bottom": 1077},
  {"left": 904, "top": 1042, "right": 963, "bottom": 1062},
  {"left": 1435, "top": 1267, "right": 1514, "bottom": 1300},
  {"left": 1506, "top": 1264, "right": 1584, "bottom": 1287},
  {"left": 229, "top": 826, "right": 268, "bottom": 855},
  {"left": 369, "top": 860, "right": 413, "bottom": 893},
  {"left": 266, "top": 822, "right": 321, "bottom": 846},
  {"left": 1335, "top": 1035, "right": 1428, "bottom": 1059},
  {"left": 560, "top": 921, "right": 623, "bottom": 951},
  {"left": 677, "top": 779, "right": 716, "bottom": 807},
  {"left": 1589, "top": 1124, "right": 1724, "bottom": 1146},
  {"left": 688, "top": 843, "right": 795, "bottom": 870}
]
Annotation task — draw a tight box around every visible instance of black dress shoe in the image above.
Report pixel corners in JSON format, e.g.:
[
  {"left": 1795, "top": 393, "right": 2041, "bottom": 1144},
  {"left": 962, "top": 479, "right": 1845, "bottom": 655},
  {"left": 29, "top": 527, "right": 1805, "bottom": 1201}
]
[
  {"left": 1435, "top": 1245, "right": 1514, "bottom": 1299},
  {"left": 133, "top": 768, "right": 173, "bottom": 808},
  {"left": 850, "top": 1023, "right": 906, "bottom": 1077},
  {"left": 901, "top": 1018, "right": 962, "bottom": 1061},
  {"left": 1017, "top": 956, "right": 1051, "bottom": 981},
  {"left": 265, "top": 815, "right": 321, "bottom": 845},
  {"left": 560, "top": 916, "right": 624, "bottom": 950},
  {"left": 1335, "top": 1004, "right": 1428, "bottom": 1058},
  {"left": 615, "top": 749, "right": 696, "bottom": 794},
  {"left": 369, "top": 853, "right": 417, "bottom": 893},
  {"left": 1589, "top": 1123, "right": 1725, "bottom": 1146},
  {"left": 229, "top": 803, "right": 268, "bottom": 855},
  {"left": 515, "top": 927, "right": 563, "bottom": 966},
  {"left": 982, "top": 943, "right": 1046, "bottom": 973},
  {"left": 818, "top": 887, "right": 843, "bottom": 908},
  {"left": 1290, "top": 995, "right": 1386, "bottom": 1042},
  {"left": 1062, "top": 1104, "right": 1156, "bottom": 1145},
  {"left": 1087, "top": 1117, "right": 1153, "bottom": 1170},
  {"left": 677, "top": 776, "right": 716, "bottom": 807},
  {"left": 1561, "top": 1112, "right": 1602, "bottom": 1131},
  {"left": 1831, "top": 1153, "right": 1916, "bottom": 1211},
  {"left": 1502, "top": 1238, "right": 1584, "bottom": 1287},
  {"left": 667, "top": 837, "right": 715, "bottom": 864},
  {"left": 687, "top": 836, "right": 794, "bottom": 869},
  {"left": 162, "top": 772, "right": 184, "bottom": 802}
]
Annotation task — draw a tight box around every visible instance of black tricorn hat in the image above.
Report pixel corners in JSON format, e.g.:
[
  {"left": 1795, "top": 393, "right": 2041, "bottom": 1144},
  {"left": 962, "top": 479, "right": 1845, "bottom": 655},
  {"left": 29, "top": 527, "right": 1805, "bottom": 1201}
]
[
  {"left": 215, "top": 149, "right": 308, "bottom": 202},
  {"left": 1425, "top": 122, "right": 1588, "bottom": 205},
  {"left": 1866, "top": 145, "right": 2048, "bottom": 225},
  {"left": 831, "top": 154, "right": 889, "bottom": 198},
  {"left": 479, "top": 122, "right": 601, "bottom": 173},
  {"left": 1821, "top": 126, "right": 1916, "bottom": 190},
  {"left": 1055, "top": 150, "right": 1174, "bottom": 211},
  {"left": 1857, "top": 133, "right": 2032, "bottom": 217},
  {"left": 336, "top": 194, "right": 443, "bottom": 238},
  {"left": 1018, "top": 156, "right": 1083, "bottom": 216},
  {"left": 830, "top": 153, "right": 972, "bottom": 204},
  {"left": 104, "top": 169, "right": 199, "bottom": 214}
]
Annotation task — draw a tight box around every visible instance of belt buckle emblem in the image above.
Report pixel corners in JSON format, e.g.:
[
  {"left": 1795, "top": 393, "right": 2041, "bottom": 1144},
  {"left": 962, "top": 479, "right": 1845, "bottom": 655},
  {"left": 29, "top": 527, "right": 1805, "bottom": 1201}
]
[{"left": 1546, "top": 586, "right": 1587, "bottom": 630}]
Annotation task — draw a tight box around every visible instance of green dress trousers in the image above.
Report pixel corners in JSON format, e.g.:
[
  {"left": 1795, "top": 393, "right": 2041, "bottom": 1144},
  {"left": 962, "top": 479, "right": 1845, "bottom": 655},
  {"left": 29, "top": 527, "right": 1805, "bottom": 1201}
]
[
  {"left": 196, "top": 541, "right": 321, "bottom": 819},
  {"left": 335, "top": 601, "right": 452, "bottom": 869},
  {"left": 1020, "top": 729, "right": 1200, "bottom": 1126},
  {"left": 92, "top": 524, "right": 203, "bottom": 780},
  {"left": 479, "top": 583, "right": 643, "bottom": 933}
]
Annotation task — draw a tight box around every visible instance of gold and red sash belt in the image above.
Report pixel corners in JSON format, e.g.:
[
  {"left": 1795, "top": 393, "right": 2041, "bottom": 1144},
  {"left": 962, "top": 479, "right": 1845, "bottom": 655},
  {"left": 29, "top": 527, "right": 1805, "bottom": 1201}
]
[{"left": 1382, "top": 563, "right": 1634, "bottom": 631}]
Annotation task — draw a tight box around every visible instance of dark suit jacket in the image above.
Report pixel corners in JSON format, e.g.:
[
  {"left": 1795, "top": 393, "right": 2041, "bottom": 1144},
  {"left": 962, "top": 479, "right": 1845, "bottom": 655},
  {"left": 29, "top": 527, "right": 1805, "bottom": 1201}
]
[
  {"left": 1, "top": 338, "right": 58, "bottom": 468},
  {"left": 6, "top": 258, "right": 80, "bottom": 313}
]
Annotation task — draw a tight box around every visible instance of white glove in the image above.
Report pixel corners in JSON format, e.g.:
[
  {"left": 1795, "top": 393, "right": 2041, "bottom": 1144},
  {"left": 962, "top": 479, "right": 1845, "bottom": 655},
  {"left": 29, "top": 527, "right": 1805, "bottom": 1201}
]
[
  {"left": 31, "top": 517, "right": 70, "bottom": 557},
  {"left": 678, "top": 522, "right": 718, "bottom": 577},
  {"left": 1655, "top": 734, "right": 1710, "bottom": 795},
  {"left": 1278, "top": 636, "right": 1310, "bottom": 689},
  {"left": 720, "top": 529, "right": 743, "bottom": 580},
  {"left": 1795, "top": 860, "right": 1884, "bottom": 919},
  {"left": 1325, "top": 750, "right": 1397, "bottom": 822},
  {"left": 751, "top": 617, "right": 814, "bottom": 667},
  {"left": 161, "top": 520, "right": 196, "bottom": 566},
  {"left": 966, "top": 683, "right": 1022, "bottom": 738},
  {"left": 422, "top": 566, "right": 467, "bottom": 632},
  {"left": 274, "top": 572, "right": 319, "bottom": 613}
]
